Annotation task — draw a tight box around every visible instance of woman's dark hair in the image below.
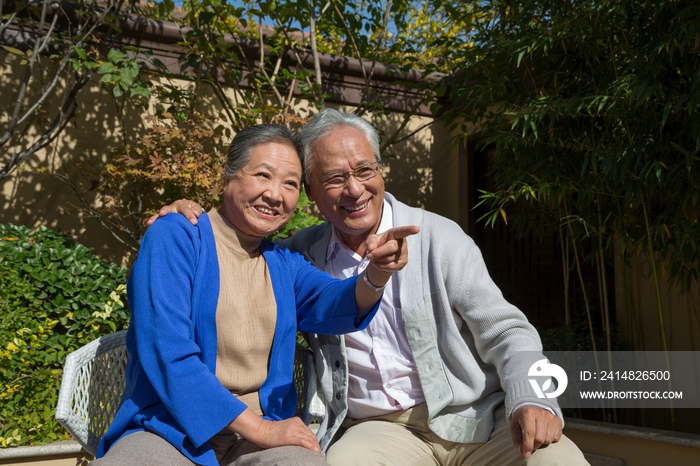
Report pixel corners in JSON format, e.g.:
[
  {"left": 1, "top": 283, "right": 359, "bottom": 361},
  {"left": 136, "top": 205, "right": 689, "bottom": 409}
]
[{"left": 224, "top": 125, "right": 302, "bottom": 180}]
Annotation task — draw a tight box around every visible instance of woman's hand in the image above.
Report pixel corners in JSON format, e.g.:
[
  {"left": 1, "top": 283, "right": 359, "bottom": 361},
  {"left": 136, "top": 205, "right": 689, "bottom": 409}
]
[
  {"left": 228, "top": 409, "right": 322, "bottom": 454},
  {"left": 145, "top": 199, "right": 203, "bottom": 226},
  {"left": 254, "top": 417, "right": 322, "bottom": 453}
]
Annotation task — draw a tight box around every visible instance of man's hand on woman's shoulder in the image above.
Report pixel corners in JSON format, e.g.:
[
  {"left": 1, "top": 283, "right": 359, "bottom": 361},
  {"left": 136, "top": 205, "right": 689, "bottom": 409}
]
[{"left": 146, "top": 199, "right": 203, "bottom": 227}]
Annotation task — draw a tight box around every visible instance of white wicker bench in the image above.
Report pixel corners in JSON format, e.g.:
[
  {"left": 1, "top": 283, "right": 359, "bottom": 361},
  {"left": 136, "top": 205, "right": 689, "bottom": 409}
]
[{"left": 55, "top": 330, "right": 325, "bottom": 456}]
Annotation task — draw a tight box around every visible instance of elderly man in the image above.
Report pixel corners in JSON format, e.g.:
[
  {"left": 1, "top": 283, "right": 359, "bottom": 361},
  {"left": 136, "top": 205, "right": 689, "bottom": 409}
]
[{"left": 156, "top": 109, "right": 589, "bottom": 466}]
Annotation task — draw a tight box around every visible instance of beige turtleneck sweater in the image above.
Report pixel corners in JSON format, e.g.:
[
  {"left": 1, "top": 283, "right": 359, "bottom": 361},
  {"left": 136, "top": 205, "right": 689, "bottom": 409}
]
[{"left": 209, "top": 208, "right": 277, "bottom": 417}]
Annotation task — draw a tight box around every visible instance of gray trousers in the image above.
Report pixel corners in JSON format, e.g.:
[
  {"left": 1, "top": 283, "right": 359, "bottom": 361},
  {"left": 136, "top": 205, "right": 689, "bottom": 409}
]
[{"left": 91, "top": 430, "right": 329, "bottom": 466}]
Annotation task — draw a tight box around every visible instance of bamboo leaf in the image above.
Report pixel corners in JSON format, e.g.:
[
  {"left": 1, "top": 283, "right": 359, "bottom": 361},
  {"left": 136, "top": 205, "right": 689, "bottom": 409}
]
[
  {"left": 670, "top": 142, "right": 689, "bottom": 156},
  {"left": 661, "top": 102, "right": 672, "bottom": 126}
]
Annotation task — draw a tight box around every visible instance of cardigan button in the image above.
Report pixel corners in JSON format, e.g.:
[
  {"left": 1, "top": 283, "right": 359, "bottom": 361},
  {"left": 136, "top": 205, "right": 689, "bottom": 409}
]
[
  {"left": 335, "top": 360, "right": 341, "bottom": 369},
  {"left": 335, "top": 392, "right": 341, "bottom": 400}
]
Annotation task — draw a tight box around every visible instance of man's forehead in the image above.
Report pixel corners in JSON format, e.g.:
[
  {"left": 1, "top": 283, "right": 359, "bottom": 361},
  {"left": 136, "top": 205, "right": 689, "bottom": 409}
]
[
  {"left": 316, "top": 155, "right": 376, "bottom": 172},
  {"left": 312, "top": 127, "right": 375, "bottom": 170}
]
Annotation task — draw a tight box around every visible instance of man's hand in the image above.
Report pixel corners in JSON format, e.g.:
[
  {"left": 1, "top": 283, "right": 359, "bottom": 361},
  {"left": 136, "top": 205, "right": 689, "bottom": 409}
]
[
  {"left": 355, "top": 225, "right": 419, "bottom": 315},
  {"left": 365, "top": 225, "right": 420, "bottom": 286},
  {"left": 509, "top": 406, "right": 562, "bottom": 459},
  {"left": 228, "top": 410, "right": 322, "bottom": 454},
  {"left": 145, "top": 199, "right": 203, "bottom": 227}
]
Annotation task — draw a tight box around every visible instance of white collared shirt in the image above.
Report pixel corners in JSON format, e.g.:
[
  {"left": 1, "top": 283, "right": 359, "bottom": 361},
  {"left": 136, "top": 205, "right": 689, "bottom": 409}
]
[{"left": 325, "top": 200, "right": 425, "bottom": 418}]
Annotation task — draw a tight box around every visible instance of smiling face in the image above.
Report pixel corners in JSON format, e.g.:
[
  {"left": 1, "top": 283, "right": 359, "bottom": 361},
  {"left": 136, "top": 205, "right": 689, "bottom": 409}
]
[
  {"left": 306, "top": 126, "right": 385, "bottom": 254},
  {"left": 221, "top": 142, "right": 302, "bottom": 237}
]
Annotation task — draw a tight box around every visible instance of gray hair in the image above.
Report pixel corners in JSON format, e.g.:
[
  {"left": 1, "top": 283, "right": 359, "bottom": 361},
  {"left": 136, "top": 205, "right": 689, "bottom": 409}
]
[
  {"left": 224, "top": 124, "right": 301, "bottom": 180},
  {"left": 297, "top": 108, "right": 381, "bottom": 185}
]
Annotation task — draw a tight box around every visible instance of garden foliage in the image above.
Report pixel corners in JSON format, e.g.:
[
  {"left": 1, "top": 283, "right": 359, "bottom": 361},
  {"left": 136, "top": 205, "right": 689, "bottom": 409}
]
[
  {"left": 0, "top": 223, "right": 128, "bottom": 447},
  {"left": 450, "top": 0, "right": 700, "bottom": 289},
  {"left": 447, "top": 0, "right": 700, "bottom": 352}
]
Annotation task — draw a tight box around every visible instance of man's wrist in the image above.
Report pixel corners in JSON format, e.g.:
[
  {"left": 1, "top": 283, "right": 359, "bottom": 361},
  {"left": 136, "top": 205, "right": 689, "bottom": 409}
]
[
  {"left": 510, "top": 402, "right": 559, "bottom": 421},
  {"left": 362, "top": 269, "right": 388, "bottom": 292}
]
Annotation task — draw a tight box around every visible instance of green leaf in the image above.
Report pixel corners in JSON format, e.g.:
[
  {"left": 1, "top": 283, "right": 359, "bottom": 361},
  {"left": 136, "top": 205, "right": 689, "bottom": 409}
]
[
  {"left": 670, "top": 142, "right": 689, "bottom": 156},
  {"left": 98, "top": 62, "right": 117, "bottom": 74},
  {"left": 107, "top": 49, "right": 128, "bottom": 64},
  {"left": 661, "top": 102, "right": 672, "bottom": 126},
  {"left": 120, "top": 74, "right": 134, "bottom": 87},
  {"left": 1, "top": 45, "right": 25, "bottom": 56},
  {"left": 151, "top": 58, "right": 167, "bottom": 70},
  {"left": 72, "top": 47, "right": 88, "bottom": 61},
  {"left": 198, "top": 12, "right": 216, "bottom": 25}
]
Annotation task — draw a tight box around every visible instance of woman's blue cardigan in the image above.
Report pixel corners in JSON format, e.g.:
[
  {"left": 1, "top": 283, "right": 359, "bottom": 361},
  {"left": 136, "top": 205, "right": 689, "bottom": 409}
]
[{"left": 97, "top": 214, "right": 377, "bottom": 465}]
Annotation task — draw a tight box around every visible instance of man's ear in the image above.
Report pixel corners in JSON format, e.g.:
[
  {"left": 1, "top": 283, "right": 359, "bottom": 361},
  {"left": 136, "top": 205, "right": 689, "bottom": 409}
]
[{"left": 305, "top": 181, "right": 315, "bottom": 202}]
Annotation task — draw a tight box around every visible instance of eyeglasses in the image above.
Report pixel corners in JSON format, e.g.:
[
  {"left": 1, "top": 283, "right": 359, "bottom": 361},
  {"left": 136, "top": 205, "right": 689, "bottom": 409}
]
[{"left": 314, "top": 162, "right": 382, "bottom": 189}]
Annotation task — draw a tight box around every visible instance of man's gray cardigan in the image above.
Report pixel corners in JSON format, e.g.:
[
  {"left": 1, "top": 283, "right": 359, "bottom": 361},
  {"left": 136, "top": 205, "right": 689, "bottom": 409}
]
[{"left": 280, "top": 192, "right": 561, "bottom": 452}]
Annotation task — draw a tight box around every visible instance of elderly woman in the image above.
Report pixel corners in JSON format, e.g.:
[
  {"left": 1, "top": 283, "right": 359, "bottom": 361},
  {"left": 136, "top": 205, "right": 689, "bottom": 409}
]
[{"left": 94, "top": 125, "right": 418, "bottom": 466}]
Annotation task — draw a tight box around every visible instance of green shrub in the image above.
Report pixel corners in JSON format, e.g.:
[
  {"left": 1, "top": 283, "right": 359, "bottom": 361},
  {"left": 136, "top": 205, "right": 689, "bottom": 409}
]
[{"left": 0, "top": 223, "right": 128, "bottom": 447}]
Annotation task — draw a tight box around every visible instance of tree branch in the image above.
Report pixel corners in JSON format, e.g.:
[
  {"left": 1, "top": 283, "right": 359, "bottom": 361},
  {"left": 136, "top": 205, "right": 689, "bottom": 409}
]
[
  {"left": 270, "top": 10, "right": 322, "bottom": 105},
  {"left": 308, "top": 0, "right": 322, "bottom": 88},
  {"left": 257, "top": 20, "right": 286, "bottom": 107}
]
